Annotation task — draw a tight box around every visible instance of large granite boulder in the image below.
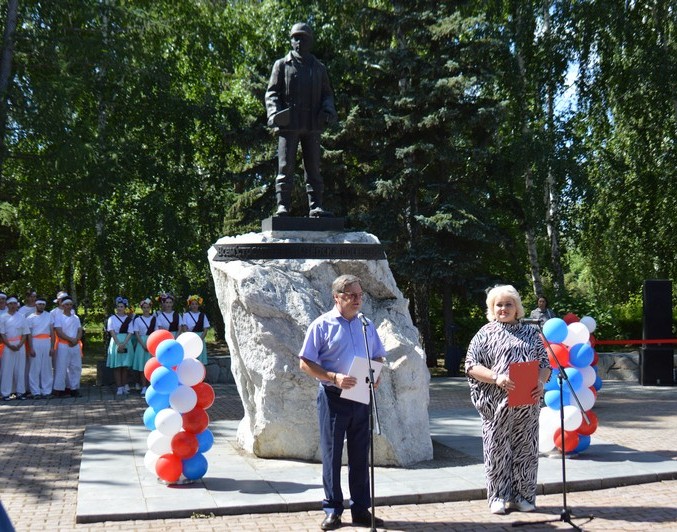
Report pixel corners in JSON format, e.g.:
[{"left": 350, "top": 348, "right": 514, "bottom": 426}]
[{"left": 208, "top": 230, "right": 432, "bottom": 466}]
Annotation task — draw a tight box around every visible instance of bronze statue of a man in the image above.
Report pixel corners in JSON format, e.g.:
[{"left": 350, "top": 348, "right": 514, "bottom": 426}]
[{"left": 265, "top": 23, "right": 338, "bottom": 217}]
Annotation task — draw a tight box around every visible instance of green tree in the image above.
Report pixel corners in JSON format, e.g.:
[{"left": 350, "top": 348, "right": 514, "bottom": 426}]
[{"left": 571, "top": 0, "right": 677, "bottom": 304}]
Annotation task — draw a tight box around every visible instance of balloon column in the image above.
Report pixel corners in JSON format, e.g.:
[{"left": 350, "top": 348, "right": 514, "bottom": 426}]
[
  {"left": 141, "top": 330, "right": 216, "bottom": 483},
  {"left": 539, "top": 314, "right": 602, "bottom": 455}
]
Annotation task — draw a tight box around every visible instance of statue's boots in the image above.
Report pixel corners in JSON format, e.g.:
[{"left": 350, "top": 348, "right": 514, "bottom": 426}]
[{"left": 308, "top": 193, "right": 333, "bottom": 218}]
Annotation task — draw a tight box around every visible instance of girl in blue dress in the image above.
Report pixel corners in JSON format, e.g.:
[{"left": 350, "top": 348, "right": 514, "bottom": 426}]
[
  {"left": 132, "top": 297, "right": 156, "bottom": 396},
  {"left": 181, "top": 294, "right": 210, "bottom": 365},
  {"left": 106, "top": 296, "right": 134, "bottom": 396},
  {"left": 155, "top": 292, "right": 182, "bottom": 338}
]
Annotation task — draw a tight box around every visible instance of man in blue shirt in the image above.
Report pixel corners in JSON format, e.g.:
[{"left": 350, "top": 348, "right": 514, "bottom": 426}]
[{"left": 299, "top": 274, "right": 386, "bottom": 530}]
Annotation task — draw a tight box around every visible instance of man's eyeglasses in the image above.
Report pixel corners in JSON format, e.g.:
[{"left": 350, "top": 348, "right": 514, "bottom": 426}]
[{"left": 339, "top": 292, "right": 364, "bottom": 301}]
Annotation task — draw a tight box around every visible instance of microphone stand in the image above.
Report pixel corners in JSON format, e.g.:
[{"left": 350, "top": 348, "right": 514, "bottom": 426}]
[
  {"left": 361, "top": 317, "right": 381, "bottom": 532},
  {"left": 513, "top": 320, "right": 594, "bottom": 530}
]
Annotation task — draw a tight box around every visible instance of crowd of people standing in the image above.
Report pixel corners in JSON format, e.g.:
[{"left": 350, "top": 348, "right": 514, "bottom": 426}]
[
  {"left": 105, "top": 292, "right": 211, "bottom": 396},
  {"left": 0, "top": 290, "right": 210, "bottom": 401},
  {"left": 0, "top": 290, "right": 83, "bottom": 400}
]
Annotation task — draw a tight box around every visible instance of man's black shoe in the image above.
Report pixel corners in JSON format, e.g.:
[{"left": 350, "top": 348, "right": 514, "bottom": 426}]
[
  {"left": 321, "top": 512, "right": 341, "bottom": 530},
  {"left": 352, "top": 510, "right": 384, "bottom": 527}
]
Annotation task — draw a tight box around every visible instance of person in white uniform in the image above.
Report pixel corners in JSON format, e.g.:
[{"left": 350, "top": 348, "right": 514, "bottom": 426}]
[
  {"left": 0, "top": 292, "right": 8, "bottom": 316},
  {"left": 0, "top": 291, "right": 6, "bottom": 373},
  {"left": 26, "top": 297, "right": 55, "bottom": 398},
  {"left": 1, "top": 296, "right": 30, "bottom": 401},
  {"left": 50, "top": 291, "right": 69, "bottom": 319},
  {"left": 19, "top": 290, "right": 38, "bottom": 392},
  {"left": 18, "top": 289, "right": 37, "bottom": 318},
  {"left": 53, "top": 297, "right": 83, "bottom": 398}
]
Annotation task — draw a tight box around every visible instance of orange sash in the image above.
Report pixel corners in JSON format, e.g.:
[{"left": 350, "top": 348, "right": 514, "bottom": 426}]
[
  {"left": 56, "top": 337, "right": 84, "bottom": 357},
  {"left": 0, "top": 336, "right": 22, "bottom": 358}
]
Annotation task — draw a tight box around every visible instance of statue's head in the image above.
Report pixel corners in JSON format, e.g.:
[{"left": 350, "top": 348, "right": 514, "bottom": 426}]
[{"left": 290, "top": 22, "right": 313, "bottom": 57}]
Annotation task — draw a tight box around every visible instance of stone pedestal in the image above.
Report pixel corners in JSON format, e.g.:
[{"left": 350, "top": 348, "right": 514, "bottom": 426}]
[{"left": 208, "top": 229, "right": 432, "bottom": 466}]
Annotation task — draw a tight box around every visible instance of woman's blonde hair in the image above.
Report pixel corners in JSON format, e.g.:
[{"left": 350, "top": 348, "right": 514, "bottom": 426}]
[{"left": 485, "top": 284, "right": 525, "bottom": 321}]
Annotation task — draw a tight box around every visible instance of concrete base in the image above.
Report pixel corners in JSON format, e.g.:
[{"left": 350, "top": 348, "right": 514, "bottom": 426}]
[{"left": 76, "top": 411, "right": 677, "bottom": 523}]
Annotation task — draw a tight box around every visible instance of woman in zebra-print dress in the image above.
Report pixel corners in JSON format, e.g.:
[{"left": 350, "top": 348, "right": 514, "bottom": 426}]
[{"left": 465, "top": 285, "right": 551, "bottom": 515}]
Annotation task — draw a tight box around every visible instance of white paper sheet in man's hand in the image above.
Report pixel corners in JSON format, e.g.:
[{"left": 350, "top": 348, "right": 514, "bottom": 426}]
[{"left": 340, "top": 357, "right": 383, "bottom": 404}]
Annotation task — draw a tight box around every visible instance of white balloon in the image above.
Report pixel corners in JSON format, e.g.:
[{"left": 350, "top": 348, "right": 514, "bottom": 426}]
[
  {"left": 177, "top": 357, "right": 206, "bottom": 387},
  {"left": 539, "top": 407, "right": 560, "bottom": 431},
  {"left": 147, "top": 430, "right": 172, "bottom": 455},
  {"left": 177, "top": 332, "right": 204, "bottom": 360},
  {"left": 564, "top": 322, "right": 590, "bottom": 347},
  {"left": 580, "top": 316, "right": 597, "bottom": 334},
  {"left": 562, "top": 405, "right": 583, "bottom": 431},
  {"left": 143, "top": 449, "right": 160, "bottom": 475},
  {"left": 578, "top": 365, "right": 597, "bottom": 388},
  {"left": 577, "top": 387, "right": 596, "bottom": 411},
  {"left": 169, "top": 384, "right": 198, "bottom": 413},
  {"left": 538, "top": 420, "right": 557, "bottom": 453},
  {"left": 154, "top": 408, "right": 183, "bottom": 437}
]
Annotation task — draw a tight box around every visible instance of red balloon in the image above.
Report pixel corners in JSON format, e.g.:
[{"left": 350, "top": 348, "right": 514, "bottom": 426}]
[
  {"left": 155, "top": 453, "right": 182, "bottom": 483},
  {"left": 589, "top": 333, "right": 597, "bottom": 347},
  {"left": 548, "top": 343, "right": 570, "bottom": 369},
  {"left": 554, "top": 428, "right": 580, "bottom": 453},
  {"left": 171, "top": 431, "right": 199, "bottom": 460},
  {"left": 562, "top": 313, "right": 580, "bottom": 325},
  {"left": 193, "top": 382, "right": 215, "bottom": 409},
  {"left": 577, "top": 410, "right": 598, "bottom": 436},
  {"left": 144, "top": 357, "right": 162, "bottom": 381},
  {"left": 183, "top": 407, "right": 209, "bottom": 434},
  {"left": 147, "top": 330, "right": 175, "bottom": 356}
]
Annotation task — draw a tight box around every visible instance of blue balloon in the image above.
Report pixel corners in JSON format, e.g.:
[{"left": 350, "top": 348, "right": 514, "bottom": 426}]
[
  {"left": 544, "top": 369, "right": 560, "bottom": 391},
  {"left": 563, "top": 367, "right": 583, "bottom": 391},
  {"left": 569, "top": 344, "right": 594, "bottom": 368},
  {"left": 182, "top": 452, "right": 208, "bottom": 480},
  {"left": 196, "top": 429, "right": 214, "bottom": 453},
  {"left": 573, "top": 434, "right": 591, "bottom": 453},
  {"left": 544, "top": 389, "right": 571, "bottom": 410},
  {"left": 156, "top": 339, "right": 185, "bottom": 368},
  {"left": 143, "top": 406, "right": 157, "bottom": 430},
  {"left": 150, "top": 366, "right": 179, "bottom": 394},
  {"left": 542, "top": 318, "right": 568, "bottom": 344},
  {"left": 145, "top": 385, "right": 170, "bottom": 411},
  {"left": 593, "top": 375, "right": 603, "bottom": 391}
]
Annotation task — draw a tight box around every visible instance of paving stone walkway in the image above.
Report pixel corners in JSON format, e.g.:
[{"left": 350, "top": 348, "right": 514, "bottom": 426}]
[{"left": 1, "top": 378, "right": 676, "bottom": 531}]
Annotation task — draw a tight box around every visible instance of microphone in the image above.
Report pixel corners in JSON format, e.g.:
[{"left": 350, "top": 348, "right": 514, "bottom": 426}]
[
  {"left": 357, "top": 312, "right": 369, "bottom": 326},
  {"left": 520, "top": 318, "right": 542, "bottom": 325}
]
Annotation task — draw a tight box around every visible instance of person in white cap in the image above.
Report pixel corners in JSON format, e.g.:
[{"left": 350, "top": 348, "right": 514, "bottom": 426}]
[
  {"left": 0, "top": 292, "right": 8, "bottom": 316},
  {"left": 0, "top": 295, "right": 30, "bottom": 401},
  {"left": 53, "top": 296, "right": 83, "bottom": 398},
  {"left": 50, "top": 291, "right": 69, "bottom": 319},
  {"left": 26, "top": 296, "right": 55, "bottom": 398}
]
